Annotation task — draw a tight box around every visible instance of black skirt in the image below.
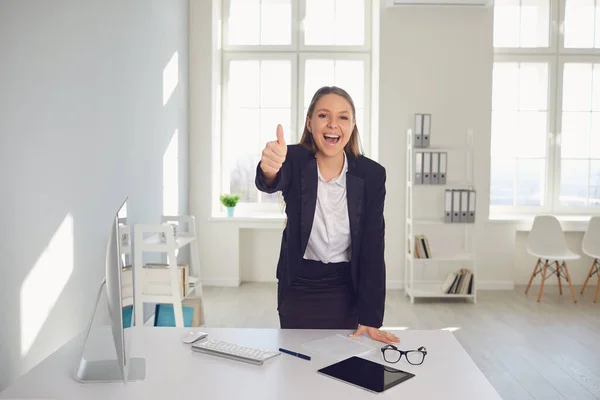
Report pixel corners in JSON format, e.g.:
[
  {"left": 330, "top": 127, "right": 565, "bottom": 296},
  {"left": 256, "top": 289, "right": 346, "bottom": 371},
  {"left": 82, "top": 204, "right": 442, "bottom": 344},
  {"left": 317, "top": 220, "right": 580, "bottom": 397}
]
[{"left": 278, "top": 259, "right": 358, "bottom": 329}]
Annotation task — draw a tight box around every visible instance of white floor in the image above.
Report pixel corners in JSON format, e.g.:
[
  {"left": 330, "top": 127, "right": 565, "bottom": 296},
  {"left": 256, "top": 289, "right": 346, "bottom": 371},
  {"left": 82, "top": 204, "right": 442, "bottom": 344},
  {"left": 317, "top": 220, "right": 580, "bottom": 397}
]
[{"left": 201, "top": 282, "right": 600, "bottom": 400}]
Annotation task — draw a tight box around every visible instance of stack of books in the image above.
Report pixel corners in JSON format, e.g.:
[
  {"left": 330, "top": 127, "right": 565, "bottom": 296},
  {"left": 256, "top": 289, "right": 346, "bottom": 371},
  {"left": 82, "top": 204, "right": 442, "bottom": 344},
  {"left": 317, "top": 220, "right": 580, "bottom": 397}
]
[
  {"left": 441, "top": 268, "right": 473, "bottom": 295},
  {"left": 414, "top": 235, "right": 432, "bottom": 259}
]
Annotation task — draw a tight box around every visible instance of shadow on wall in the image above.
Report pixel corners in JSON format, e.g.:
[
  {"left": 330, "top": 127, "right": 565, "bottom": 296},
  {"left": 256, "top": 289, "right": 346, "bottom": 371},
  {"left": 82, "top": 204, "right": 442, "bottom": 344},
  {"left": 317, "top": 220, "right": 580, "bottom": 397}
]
[{"left": 0, "top": 0, "right": 189, "bottom": 392}]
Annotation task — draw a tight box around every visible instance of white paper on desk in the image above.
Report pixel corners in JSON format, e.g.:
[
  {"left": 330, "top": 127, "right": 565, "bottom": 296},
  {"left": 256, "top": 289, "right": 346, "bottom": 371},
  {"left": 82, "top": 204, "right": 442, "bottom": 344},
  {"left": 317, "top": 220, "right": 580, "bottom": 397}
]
[{"left": 301, "top": 334, "right": 376, "bottom": 361}]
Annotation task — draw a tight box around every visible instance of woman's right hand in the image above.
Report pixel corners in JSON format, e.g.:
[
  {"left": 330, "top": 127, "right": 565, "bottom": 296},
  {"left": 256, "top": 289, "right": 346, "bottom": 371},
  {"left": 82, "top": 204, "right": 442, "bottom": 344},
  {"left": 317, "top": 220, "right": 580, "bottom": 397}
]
[{"left": 260, "top": 124, "right": 288, "bottom": 184}]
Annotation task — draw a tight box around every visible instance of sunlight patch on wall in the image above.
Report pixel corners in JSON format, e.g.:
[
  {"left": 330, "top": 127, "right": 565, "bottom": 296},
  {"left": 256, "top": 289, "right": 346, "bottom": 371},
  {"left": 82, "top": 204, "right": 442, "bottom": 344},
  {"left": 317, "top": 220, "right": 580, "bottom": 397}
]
[
  {"left": 163, "top": 51, "right": 179, "bottom": 106},
  {"left": 163, "top": 129, "right": 179, "bottom": 216},
  {"left": 20, "top": 213, "right": 74, "bottom": 356}
]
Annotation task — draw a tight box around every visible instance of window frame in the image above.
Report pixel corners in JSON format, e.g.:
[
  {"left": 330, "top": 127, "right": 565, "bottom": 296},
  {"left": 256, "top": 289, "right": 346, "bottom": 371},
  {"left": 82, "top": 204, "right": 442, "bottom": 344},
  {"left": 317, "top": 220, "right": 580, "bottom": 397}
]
[
  {"left": 491, "top": 0, "right": 600, "bottom": 217},
  {"left": 218, "top": 0, "right": 373, "bottom": 215}
]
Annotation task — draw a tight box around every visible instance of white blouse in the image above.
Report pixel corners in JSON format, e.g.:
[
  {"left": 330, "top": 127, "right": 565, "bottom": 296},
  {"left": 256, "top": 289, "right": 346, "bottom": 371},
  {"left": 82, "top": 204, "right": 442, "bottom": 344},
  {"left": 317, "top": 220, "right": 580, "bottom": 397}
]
[{"left": 303, "top": 153, "right": 352, "bottom": 264}]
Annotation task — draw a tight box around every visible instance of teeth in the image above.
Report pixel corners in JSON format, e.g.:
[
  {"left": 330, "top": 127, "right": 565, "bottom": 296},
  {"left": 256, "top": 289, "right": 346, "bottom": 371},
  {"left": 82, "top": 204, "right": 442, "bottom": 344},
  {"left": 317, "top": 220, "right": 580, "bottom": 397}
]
[{"left": 324, "top": 134, "right": 340, "bottom": 139}]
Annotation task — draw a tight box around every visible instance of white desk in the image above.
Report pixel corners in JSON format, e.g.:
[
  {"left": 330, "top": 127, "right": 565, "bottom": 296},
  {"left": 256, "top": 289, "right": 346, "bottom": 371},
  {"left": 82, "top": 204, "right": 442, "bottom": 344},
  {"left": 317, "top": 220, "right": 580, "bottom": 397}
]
[{"left": 1, "top": 328, "right": 502, "bottom": 399}]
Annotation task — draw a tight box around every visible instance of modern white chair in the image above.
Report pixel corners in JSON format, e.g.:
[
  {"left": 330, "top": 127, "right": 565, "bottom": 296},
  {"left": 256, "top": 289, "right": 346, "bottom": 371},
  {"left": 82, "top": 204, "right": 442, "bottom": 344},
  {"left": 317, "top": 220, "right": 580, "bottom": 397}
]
[
  {"left": 525, "top": 215, "right": 580, "bottom": 302},
  {"left": 580, "top": 216, "right": 600, "bottom": 303}
]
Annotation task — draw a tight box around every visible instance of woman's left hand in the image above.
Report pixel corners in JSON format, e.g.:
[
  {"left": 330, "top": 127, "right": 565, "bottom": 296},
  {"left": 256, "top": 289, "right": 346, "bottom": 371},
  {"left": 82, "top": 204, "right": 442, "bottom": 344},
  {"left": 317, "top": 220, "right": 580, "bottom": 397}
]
[{"left": 349, "top": 324, "right": 400, "bottom": 344}]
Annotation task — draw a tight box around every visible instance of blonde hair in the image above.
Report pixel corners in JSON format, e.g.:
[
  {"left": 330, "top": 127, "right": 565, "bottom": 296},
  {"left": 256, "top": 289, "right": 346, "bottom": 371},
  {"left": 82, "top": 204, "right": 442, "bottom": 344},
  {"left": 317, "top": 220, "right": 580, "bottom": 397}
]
[{"left": 299, "top": 86, "right": 363, "bottom": 158}]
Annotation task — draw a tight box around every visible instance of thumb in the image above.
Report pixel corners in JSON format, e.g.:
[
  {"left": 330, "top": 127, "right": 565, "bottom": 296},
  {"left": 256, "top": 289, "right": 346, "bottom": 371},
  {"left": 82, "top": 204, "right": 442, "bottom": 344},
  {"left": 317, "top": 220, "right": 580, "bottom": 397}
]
[
  {"left": 276, "top": 124, "right": 286, "bottom": 146},
  {"left": 349, "top": 325, "right": 366, "bottom": 338}
]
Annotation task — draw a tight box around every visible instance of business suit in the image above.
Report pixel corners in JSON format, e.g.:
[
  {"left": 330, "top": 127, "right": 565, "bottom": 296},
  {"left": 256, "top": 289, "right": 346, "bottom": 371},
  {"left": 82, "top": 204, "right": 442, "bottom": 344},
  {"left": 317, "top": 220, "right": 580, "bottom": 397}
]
[{"left": 255, "top": 144, "right": 387, "bottom": 329}]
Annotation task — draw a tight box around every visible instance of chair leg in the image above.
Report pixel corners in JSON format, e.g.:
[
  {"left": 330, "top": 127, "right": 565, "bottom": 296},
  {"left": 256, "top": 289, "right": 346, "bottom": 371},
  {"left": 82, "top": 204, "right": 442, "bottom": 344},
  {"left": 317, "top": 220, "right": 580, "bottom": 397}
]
[
  {"left": 594, "top": 274, "right": 600, "bottom": 303},
  {"left": 581, "top": 259, "right": 596, "bottom": 295},
  {"left": 561, "top": 262, "right": 577, "bottom": 303},
  {"left": 526, "top": 259, "right": 541, "bottom": 294},
  {"left": 555, "top": 261, "right": 562, "bottom": 295},
  {"left": 537, "top": 260, "right": 548, "bottom": 302}
]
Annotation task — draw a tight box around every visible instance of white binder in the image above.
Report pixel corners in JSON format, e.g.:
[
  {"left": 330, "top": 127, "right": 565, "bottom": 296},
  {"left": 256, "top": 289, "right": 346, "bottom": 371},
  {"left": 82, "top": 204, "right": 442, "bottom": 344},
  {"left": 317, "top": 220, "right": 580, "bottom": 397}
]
[
  {"left": 444, "top": 190, "right": 452, "bottom": 223},
  {"left": 452, "top": 190, "right": 460, "bottom": 222},
  {"left": 431, "top": 152, "right": 439, "bottom": 184},
  {"left": 468, "top": 190, "right": 476, "bottom": 223},
  {"left": 423, "top": 152, "right": 431, "bottom": 184},
  {"left": 460, "top": 190, "right": 469, "bottom": 222},
  {"left": 414, "top": 152, "right": 423, "bottom": 184},
  {"left": 439, "top": 152, "right": 447, "bottom": 184},
  {"left": 414, "top": 114, "right": 423, "bottom": 148},
  {"left": 422, "top": 114, "right": 431, "bottom": 147}
]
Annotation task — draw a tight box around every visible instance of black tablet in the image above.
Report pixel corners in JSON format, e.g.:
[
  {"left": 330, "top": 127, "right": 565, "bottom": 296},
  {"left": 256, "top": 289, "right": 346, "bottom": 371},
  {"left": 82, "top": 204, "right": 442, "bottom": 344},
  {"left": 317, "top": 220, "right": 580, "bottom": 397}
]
[{"left": 318, "top": 356, "right": 415, "bottom": 394}]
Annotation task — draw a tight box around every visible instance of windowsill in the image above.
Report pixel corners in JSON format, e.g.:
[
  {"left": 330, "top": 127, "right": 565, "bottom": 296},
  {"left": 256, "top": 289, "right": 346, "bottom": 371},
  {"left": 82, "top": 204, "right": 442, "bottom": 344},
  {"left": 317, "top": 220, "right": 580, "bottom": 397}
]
[
  {"left": 488, "top": 214, "right": 593, "bottom": 223},
  {"left": 208, "top": 212, "right": 286, "bottom": 228},
  {"left": 487, "top": 214, "right": 594, "bottom": 231}
]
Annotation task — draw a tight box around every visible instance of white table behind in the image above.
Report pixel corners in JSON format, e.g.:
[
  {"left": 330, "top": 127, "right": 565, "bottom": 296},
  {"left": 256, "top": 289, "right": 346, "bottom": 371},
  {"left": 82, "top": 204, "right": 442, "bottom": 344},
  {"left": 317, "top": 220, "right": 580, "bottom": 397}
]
[{"left": 0, "top": 328, "right": 501, "bottom": 400}]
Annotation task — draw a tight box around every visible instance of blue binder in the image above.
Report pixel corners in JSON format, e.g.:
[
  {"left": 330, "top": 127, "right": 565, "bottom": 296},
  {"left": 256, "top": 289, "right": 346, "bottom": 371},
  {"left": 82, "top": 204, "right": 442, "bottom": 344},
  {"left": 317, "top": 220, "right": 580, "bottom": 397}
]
[{"left": 154, "top": 304, "right": 194, "bottom": 327}]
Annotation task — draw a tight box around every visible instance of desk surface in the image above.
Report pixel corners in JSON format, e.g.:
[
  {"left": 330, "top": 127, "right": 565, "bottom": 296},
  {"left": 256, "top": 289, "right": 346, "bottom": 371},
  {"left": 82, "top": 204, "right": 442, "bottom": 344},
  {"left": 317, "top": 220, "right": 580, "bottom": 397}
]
[{"left": 1, "top": 327, "right": 501, "bottom": 400}]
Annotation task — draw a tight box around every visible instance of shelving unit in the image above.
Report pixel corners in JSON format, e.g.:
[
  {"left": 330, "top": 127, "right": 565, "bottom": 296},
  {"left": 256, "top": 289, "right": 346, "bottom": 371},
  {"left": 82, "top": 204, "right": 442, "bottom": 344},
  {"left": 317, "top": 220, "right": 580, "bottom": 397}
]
[
  {"left": 122, "top": 215, "right": 203, "bottom": 328},
  {"left": 404, "top": 127, "right": 477, "bottom": 304}
]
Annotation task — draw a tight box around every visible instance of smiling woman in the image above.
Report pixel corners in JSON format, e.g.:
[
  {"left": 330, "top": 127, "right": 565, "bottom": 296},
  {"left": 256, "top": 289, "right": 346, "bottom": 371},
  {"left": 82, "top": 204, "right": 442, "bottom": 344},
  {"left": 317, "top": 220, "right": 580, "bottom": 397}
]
[{"left": 255, "top": 86, "right": 399, "bottom": 345}]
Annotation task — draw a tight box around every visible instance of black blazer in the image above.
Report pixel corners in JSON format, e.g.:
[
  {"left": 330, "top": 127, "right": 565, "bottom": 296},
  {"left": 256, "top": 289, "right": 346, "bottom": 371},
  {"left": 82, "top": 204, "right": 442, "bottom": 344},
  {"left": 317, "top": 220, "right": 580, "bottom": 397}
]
[{"left": 255, "top": 144, "right": 387, "bottom": 328}]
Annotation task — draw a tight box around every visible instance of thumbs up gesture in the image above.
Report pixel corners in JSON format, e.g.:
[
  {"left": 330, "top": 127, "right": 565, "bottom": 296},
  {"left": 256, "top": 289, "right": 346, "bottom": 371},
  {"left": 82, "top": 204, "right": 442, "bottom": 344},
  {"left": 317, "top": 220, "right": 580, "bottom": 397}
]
[{"left": 260, "top": 124, "right": 288, "bottom": 182}]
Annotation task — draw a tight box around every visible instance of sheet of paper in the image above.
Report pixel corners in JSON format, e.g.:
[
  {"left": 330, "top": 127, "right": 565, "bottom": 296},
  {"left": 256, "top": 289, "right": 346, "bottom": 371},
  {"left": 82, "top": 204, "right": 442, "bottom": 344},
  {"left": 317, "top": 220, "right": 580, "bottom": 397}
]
[{"left": 301, "top": 334, "right": 376, "bottom": 361}]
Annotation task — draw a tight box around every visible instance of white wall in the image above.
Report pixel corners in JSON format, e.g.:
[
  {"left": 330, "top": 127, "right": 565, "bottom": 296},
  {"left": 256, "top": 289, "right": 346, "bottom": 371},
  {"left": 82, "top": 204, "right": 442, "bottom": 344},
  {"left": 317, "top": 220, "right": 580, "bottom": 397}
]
[
  {"left": 0, "top": 0, "right": 188, "bottom": 391},
  {"left": 190, "top": 4, "right": 592, "bottom": 294}
]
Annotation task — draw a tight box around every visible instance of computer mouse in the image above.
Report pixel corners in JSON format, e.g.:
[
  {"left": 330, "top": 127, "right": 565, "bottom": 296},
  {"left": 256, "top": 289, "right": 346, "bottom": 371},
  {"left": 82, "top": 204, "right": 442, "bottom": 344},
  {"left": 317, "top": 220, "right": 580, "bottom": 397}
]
[{"left": 181, "top": 331, "right": 208, "bottom": 344}]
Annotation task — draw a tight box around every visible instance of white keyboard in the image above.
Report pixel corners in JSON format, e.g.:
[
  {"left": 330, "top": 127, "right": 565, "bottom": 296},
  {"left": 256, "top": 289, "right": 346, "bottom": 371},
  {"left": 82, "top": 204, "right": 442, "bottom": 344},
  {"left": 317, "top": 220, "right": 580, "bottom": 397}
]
[{"left": 191, "top": 339, "right": 280, "bottom": 365}]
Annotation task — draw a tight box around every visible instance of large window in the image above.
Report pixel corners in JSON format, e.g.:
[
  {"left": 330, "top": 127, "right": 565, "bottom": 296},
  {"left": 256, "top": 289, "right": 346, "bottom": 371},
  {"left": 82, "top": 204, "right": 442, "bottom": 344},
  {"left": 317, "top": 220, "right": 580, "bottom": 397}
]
[
  {"left": 220, "top": 0, "right": 372, "bottom": 214},
  {"left": 491, "top": 0, "right": 600, "bottom": 215}
]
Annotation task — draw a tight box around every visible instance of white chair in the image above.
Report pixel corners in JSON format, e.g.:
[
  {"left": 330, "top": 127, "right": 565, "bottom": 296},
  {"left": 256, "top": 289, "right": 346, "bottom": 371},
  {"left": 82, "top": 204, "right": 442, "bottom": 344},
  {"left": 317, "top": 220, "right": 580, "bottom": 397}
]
[
  {"left": 580, "top": 216, "right": 600, "bottom": 303},
  {"left": 525, "top": 215, "right": 580, "bottom": 302}
]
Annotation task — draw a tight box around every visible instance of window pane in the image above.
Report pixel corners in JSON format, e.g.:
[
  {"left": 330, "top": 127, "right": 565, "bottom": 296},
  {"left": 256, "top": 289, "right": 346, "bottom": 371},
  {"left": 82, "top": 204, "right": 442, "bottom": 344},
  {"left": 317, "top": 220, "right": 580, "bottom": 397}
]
[
  {"left": 491, "top": 111, "right": 519, "bottom": 158},
  {"left": 561, "top": 112, "right": 591, "bottom": 159},
  {"left": 492, "top": 63, "right": 519, "bottom": 110},
  {"left": 493, "top": 0, "right": 550, "bottom": 48},
  {"left": 261, "top": 0, "right": 292, "bottom": 45},
  {"left": 260, "top": 108, "right": 291, "bottom": 146},
  {"left": 227, "top": 0, "right": 292, "bottom": 46},
  {"left": 563, "top": 63, "right": 593, "bottom": 112},
  {"left": 591, "top": 66, "right": 600, "bottom": 111},
  {"left": 226, "top": 108, "right": 260, "bottom": 203},
  {"left": 228, "top": 0, "right": 260, "bottom": 45},
  {"left": 230, "top": 154, "right": 259, "bottom": 203},
  {"left": 519, "top": 63, "right": 548, "bottom": 111},
  {"left": 564, "top": 0, "right": 596, "bottom": 48},
  {"left": 592, "top": 113, "right": 600, "bottom": 158},
  {"left": 304, "top": 0, "right": 365, "bottom": 46},
  {"left": 517, "top": 111, "right": 547, "bottom": 158},
  {"left": 333, "top": 60, "right": 365, "bottom": 108},
  {"left": 260, "top": 60, "right": 291, "bottom": 107},
  {"left": 591, "top": 160, "right": 600, "bottom": 206},
  {"left": 490, "top": 158, "right": 516, "bottom": 205},
  {"left": 229, "top": 61, "right": 260, "bottom": 108},
  {"left": 516, "top": 158, "right": 544, "bottom": 205},
  {"left": 304, "top": 59, "right": 365, "bottom": 109},
  {"left": 560, "top": 159, "right": 589, "bottom": 206},
  {"left": 305, "top": 60, "right": 334, "bottom": 108}
]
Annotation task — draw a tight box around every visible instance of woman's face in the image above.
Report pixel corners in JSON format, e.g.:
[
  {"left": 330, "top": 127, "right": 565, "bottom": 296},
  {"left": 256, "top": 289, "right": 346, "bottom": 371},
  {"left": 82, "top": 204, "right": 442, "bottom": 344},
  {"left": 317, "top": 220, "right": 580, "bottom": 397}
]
[{"left": 306, "top": 93, "right": 355, "bottom": 158}]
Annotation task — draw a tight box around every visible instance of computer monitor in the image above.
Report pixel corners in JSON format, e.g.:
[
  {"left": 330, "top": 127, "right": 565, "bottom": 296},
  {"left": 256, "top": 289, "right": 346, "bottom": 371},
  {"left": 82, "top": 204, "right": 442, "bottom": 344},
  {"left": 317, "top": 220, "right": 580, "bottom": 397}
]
[{"left": 75, "top": 197, "right": 146, "bottom": 383}]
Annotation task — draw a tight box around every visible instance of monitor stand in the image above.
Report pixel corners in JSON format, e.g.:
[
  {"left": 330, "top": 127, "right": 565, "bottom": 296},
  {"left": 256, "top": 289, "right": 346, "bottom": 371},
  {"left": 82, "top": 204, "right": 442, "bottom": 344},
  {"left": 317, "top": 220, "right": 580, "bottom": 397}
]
[{"left": 75, "top": 279, "right": 146, "bottom": 383}]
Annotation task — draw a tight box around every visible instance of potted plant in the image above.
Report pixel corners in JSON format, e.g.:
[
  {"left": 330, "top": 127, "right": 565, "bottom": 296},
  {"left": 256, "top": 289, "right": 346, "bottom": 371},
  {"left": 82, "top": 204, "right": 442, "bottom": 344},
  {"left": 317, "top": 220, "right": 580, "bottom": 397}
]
[{"left": 220, "top": 194, "right": 240, "bottom": 217}]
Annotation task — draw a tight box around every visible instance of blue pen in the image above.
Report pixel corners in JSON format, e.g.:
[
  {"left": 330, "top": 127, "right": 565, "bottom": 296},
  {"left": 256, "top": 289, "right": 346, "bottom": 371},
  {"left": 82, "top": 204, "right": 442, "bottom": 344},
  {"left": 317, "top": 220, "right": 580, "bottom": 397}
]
[{"left": 279, "top": 348, "right": 311, "bottom": 361}]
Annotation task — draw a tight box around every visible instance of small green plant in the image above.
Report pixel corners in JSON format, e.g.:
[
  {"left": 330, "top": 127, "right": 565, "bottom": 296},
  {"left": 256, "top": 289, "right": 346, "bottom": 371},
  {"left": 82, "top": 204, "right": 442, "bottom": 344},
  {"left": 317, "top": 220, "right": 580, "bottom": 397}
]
[{"left": 220, "top": 194, "right": 240, "bottom": 208}]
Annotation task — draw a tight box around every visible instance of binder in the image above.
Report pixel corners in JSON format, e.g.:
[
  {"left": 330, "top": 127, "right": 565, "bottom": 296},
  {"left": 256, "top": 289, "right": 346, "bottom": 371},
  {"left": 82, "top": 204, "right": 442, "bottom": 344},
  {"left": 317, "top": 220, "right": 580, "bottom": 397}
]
[
  {"left": 460, "top": 190, "right": 469, "bottom": 222},
  {"left": 444, "top": 190, "right": 452, "bottom": 223},
  {"left": 422, "top": 114, "right": 431, "bottom": 147},
  {"left": 439, "top": 152, "right": 447, "bottom": 184},
  {"left": 414, "top": 114, "right": 423, "bottom": 148},
  {"left": 414, "top": 152, "right": 423, "bottom": 184},
  {"left": 431, "top": 152, "right": 440, "bottom": 184},
  {"left": 452, "top": 189, "right": 461, "bottom": 222},
  {"left": 468, "top": 190, "right": 476, "bottom": 223},
  {"left": 423, "top": 152, "right": 431, "bottom": 184}
]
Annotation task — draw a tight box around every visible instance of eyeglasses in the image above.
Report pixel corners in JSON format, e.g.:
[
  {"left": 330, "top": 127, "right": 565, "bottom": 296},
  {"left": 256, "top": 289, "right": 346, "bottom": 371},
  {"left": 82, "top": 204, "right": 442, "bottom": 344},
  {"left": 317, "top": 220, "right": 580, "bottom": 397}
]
[{"left": 381, "top": 345, "right": 427, "bottom": 365}]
